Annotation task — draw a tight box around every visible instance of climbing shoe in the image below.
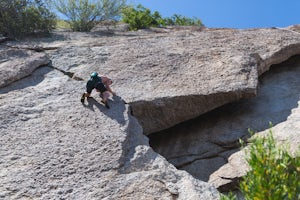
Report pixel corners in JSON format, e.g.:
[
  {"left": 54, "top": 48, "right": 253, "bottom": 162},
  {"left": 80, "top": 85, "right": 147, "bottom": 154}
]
[
  {"left": 80, "top": 93, "right": 85, "bottom": 103},
  {"left": 101, "top": 100, "right": 110, "bottom": 109}
]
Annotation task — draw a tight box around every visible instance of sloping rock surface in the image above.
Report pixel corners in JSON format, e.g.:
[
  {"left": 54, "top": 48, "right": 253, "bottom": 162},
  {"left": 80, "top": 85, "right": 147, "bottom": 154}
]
[
  {"left": 1, "top": 25, "right": 300, "bottom": 199},
  {"left": 0, "top": 66, "right": 218, "bottom": 199}
]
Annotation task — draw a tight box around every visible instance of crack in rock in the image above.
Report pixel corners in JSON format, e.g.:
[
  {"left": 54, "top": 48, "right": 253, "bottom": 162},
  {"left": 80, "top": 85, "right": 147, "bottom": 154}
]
[{"left": 48, "top": 61, "right": 83, "bottom": 81}]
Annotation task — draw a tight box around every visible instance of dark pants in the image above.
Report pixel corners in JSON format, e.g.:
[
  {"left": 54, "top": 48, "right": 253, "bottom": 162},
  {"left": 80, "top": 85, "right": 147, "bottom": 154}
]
[{"left": 86, "top": 80, "right": 107, "bottom": 94}]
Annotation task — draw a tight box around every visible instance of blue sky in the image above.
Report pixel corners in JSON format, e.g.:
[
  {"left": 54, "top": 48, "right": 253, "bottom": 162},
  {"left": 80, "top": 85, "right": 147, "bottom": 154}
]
[{"left": 129, "top": 0, "right": 300, "bottom": 29}]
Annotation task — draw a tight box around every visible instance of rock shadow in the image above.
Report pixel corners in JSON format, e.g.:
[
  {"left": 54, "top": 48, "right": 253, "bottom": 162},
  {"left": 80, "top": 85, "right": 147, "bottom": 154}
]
[
  {"left": 148, "top": 55, "right": 300, "bottom": 182},
  {"left": 83, "top": 95, "right": 127, "bottom": 125}
]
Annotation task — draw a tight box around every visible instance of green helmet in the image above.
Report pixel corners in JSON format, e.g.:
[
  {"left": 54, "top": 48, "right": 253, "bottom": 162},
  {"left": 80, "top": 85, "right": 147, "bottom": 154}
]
[{"left": 90, "top": 72, "right": 98, "bottom": 78}]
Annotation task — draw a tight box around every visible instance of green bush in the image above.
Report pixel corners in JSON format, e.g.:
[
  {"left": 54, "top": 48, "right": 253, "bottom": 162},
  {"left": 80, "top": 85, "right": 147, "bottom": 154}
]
[
  {"left": 163, "top": 14, "right": 203, "bottom": 26},
  {"left": 121, "top": 4, "right": 204, "bottom": 31},
  {"left": 220, "top": 192, "right": 236, "bottom": 200},
  {"left": 240, "top": 130, "right": 300, "bottom": 200},
  {"left": 52, "top": 0, "right": 126, "bottom": 32},
  {"left": 222, "top": 129, "right": 300, "bottom": 200},
  {"left": 0, "top": 0, "right": 56, "bottom": 38},
  {"left": 121, "top": 4, "right": 157, "bottom": 30}
]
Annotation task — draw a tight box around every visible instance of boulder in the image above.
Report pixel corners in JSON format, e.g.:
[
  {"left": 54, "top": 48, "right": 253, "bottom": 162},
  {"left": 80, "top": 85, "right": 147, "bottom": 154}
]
[{"left": 0, "top": 46, "right": 50, "bottom": 88}]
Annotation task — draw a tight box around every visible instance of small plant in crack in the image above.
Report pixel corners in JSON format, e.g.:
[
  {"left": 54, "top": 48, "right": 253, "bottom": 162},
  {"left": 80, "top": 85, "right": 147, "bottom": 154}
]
[{"left": 221, "top": 127, "right": 300, "bottom": 200}]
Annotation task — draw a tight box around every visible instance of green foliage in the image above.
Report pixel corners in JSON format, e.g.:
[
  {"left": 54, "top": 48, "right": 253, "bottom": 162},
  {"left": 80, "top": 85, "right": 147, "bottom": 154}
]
[
  {"left": 55, "top": 19, "right": 71, "bottom": 29},
  {"left": 52, "top": 0, "right": 126, "bottom": 32},
  {"left": 121, "top": 4, "right": 157, "bottom": 30},
  {"left": 221, "top": 129, "right": 299, "bottom": 200},
  {"left": 240, "top": 130, "right": 300, "bottom": 200},
  {"left": 163, "top": 14, "right": 203, "bottom": 26},
  {"left": 220, "top": 192, "right": 237, "bottom": 200},
  {"left": 0, "top": 0, "right": 56, "bottom": 38},
  {"left": 121, "top": 4, "right": 204, "bottom": 31}
]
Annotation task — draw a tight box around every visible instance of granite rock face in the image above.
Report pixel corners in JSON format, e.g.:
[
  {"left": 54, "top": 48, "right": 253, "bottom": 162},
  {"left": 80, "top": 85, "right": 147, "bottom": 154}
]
[
  {"left": 1, "top": 25, "right": 300, "bottom": 199},
  {"left": 0, "top": 66, "right": 218, "bottom": 199}
]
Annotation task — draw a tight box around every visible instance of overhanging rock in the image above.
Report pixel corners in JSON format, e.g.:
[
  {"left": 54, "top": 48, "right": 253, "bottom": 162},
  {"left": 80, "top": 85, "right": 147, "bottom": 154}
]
[{"left": 110, "top": 28, "right": 300, "bottom": 134}]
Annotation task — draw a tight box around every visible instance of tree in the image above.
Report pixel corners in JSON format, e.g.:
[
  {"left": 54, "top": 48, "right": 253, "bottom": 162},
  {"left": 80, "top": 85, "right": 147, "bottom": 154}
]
[
  {"left": 0, "top": 0, "right": 56, "bottom": 38},
  {"left": 121, "top": 4, "right": 158, "bottom": 30},
  {"left": 52, "top": 0, "right": 127, "bottom": 32},
  {"left": 121, "top": 4, "right": 204, "bottom": 31}
]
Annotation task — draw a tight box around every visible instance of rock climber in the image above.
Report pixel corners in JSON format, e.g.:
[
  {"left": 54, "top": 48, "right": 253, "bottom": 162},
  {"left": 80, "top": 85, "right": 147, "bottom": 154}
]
[{"left": 81, "top": 72, "right": 116, "bottom": 108}]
